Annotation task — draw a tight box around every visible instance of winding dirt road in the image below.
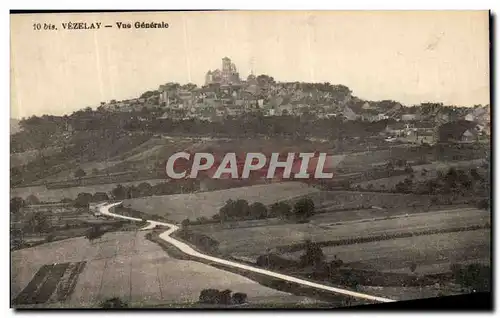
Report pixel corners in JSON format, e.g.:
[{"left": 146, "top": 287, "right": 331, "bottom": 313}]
[{"left": 99, "top": 201, "right": 395, "bottom": 303}]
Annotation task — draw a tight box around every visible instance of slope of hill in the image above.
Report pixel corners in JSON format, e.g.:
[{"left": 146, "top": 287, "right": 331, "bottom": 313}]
[{"left": 11, "top": 118, "right": 21, "bottom": 134}]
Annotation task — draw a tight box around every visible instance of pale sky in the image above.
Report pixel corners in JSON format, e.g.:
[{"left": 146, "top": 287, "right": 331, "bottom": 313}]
[{"left": 10, "top": 11, "right": 490, "bottom": 118}]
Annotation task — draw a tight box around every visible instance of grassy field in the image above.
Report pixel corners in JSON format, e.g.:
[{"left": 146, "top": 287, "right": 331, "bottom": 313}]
[
  {"left": 125, "top": 182, "right": 319, "bottom": 222},
  {"left": 10, "top": 146, "right": 62, "bottom": 168},
  {"left": 189, "top": 208, "right": 490, "bottom": 259},
  {"left": 11, "top": 231, "right": 313, "bottom": 308}
]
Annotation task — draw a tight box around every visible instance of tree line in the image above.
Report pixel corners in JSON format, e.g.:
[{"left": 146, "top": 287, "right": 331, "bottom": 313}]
[{"left": 181, "top": 196, "right": 316, "bottom": 226}]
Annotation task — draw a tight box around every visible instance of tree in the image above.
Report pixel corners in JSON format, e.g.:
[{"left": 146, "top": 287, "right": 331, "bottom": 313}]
[
  {"left": 293, "top": 197, "right": 315, "bottom": 220},
  {"left": 74, "top": 168, "right": 86, "bottom": 179},
  {"left": 386, "top": 161, "right": 394, "bottom": 172},
  {"left": 451, "top": 263, "right": 490, "bottom": 292},
  {"left": 456, "top": 170, "right": 472, "bottom": 190},
  {"left": 28, "top": 212, "right": 50, "bottom": 233},
  {"left": 232, "top": 292, "right": 248, "bottom": 304},
  {"left": 477, "top": 199, "right": 489, "bottom": 210},
  {"left": 329, "top": 255, "right": 344, "bottom": 269},
  {"left": 300, "top": 239, "right": 325, "bottom": 268},
  {"left": 470, "top": 168, "right": 482, "bottom": 181},
  {"left": 85, "top": 225, "right": 107, "bottom": 243},
  {"left": 182, "top": 83, "right": 198, "bottom": 91},
  {"left": 249, "top": 202, "right": 268, "bottom": 219},
  {"left": 181, "top": 218, "right": 190, "bottom": 227},
  {"left": 256, "top": 74, "right": 275, "bottom": 86},
  {"left": 25, "top": 194, "right": 40, "bottom": 205},
  {"left": 270, "top": 201, "right": 292, "bottom": 219},
  {"left": 92, "top": 192, "right": 109, "bottom": 202},
  {"left": 196, "top": 216, "right": 208, "bottom": 224},
  {"left": 74, "top": 192, "right": 93, "bottom": 207},
  {"left": 233, "top": 199, "right": 250, "bottom": 219},
  {"left": 219, "top": 289, "right": 232, "bottom": 305},
  {"left": 137, "top": 182, "right": 153, "bottom": 197},
  {"left": 409, "top": 262, "right": 417, "bottom": 273},
  {"left": 112, "top": 184, "right": 127, "bottom": 200},
  {"left": 46, "top": 233, "right": 56, "bottom": 243},
  {"left": 430, "top": 197, "right": 439, "bottom": 206},
  {"left": 11, "top": 167, "right": 22, "bottom": 179},
  {"left": 219, "top": 199, "right": 250, "bottom": 221},
  {"left": 140, "top": 90, "right": 156, "bottom": 99},
  {"left": 199, "top": 289, "right": 221, "bottom": 304},
  {"left": 404, "top": 164, "right": 414, "bottom": 174},
  {"left": 10, "top": 197, "right": 25, "bottom": 214}
]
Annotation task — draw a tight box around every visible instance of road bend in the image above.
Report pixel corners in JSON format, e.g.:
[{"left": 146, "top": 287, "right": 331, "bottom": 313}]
[{"left": 99, "top": 201, "right": 395, "bottom": 303}]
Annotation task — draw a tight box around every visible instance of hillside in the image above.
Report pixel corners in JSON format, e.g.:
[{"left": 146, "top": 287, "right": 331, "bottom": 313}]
[{"left": 11, "top": 118, "right": 21, "bottom": 134}]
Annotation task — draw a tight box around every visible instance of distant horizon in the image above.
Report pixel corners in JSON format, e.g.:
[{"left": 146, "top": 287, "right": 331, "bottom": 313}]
[{"left": 11, "top": 11, "right": 490, "bottom": 118}]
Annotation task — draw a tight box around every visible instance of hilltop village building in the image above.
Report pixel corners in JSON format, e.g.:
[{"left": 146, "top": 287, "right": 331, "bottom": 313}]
[
  {"left": 97, "top": 56, "right": 491, "bottom": 137},
  {"left": 205, "top": 57, "right": 241, "bottom": 85}
]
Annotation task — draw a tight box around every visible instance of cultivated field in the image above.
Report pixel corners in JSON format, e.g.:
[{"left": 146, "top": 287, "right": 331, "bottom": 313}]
[
  {"left": 125, "top": 182, "right": 319, "bottom": 222},
  {"left": 356, "top": 284, "right": 465, "bottom": 302},
  {"left": 353, "top": 159, "right": 487, "bottom": 190},
  {"left": 305, "top": 190, "right": 468, "bottom": 211},
  {"left": 11, "top": 231, "right": 313, "bottom": 307},
  {"left": 189, "top": 208, "right": 490, "bottom": 259},
  {"left": 336, "top": 144, "right": 489, "bottom": 172},
  {"left": 284, "top": 229, "right": 491, "bottom": 275}
]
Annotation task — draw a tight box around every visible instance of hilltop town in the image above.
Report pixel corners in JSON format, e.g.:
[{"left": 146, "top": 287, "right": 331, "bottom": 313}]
[{"left": 96, "top": 57, "right": 490, "bottom": 136}]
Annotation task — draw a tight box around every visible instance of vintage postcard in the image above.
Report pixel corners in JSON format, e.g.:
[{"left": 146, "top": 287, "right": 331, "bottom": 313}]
[{"left": 10, "top": 11, "right": 491, "bottom": 309}]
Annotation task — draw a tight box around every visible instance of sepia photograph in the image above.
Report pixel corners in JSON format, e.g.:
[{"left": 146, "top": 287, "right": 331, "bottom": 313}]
[{"left": 9, "top": 10, "right": 491, "bottom": 309}]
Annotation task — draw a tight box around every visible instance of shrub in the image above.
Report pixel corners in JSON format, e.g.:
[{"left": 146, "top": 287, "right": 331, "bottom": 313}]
[
  {"left": 293, "top": 197, "right": 315, "bottom": 221},
  {"left": 300, "top": 240, "right": 325, "bottom": 268},
  {"left": 46, "top": 234, "right": 56, "bottom": 243},
  {"left": 270, "top": 201, "right": 292, "bottom": 219},
  {"left": 409, "top": 262, "right": 417, "bottom": 273},
  {"left": 74, "top": 168, "right": 86, "bottom": 179},
  {"left": 199, "top": 289, "right": 221, "bottom": 304},
  {"left": 249, "top": 202, "right": 268, "bottom": 219},
  {"left": 74, "top": 192, "right": 93, "bottom": 208},
  {"left": 219, "top": 289, "right": 232, "bottom": 305},
  {"left": 25, "top": 194, "right": 40, "bottom": 205},
  {"left": 92, "top": 192, "right": 109, "bottom": 202},
  {"left": 477, "top": 199, "right": 490, "bottom": 210},
  {"left": 100, "top": 297, "right": 128, "bottom": 308},
  {"left": 451, "top": 263, "right": 491, "bottom": 292},
  {"left": 232, "top": 292, "right": 248, "bottom": 304}
]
